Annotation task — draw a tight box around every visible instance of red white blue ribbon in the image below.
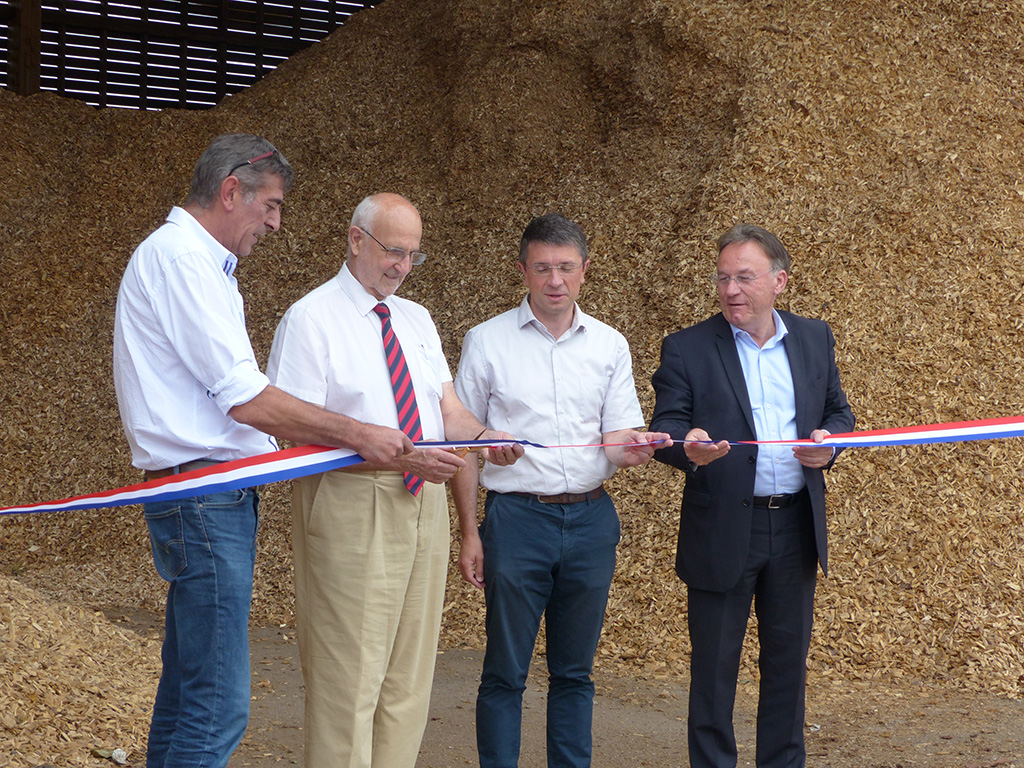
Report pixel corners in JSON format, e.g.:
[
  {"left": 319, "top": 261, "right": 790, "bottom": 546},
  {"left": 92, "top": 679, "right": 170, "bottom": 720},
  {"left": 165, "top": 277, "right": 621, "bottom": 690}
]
[
  {"left": 0, "top": 444, "right": 363, "bottom": 517},
  {"left": 3, "top": 417, "right": 1024, "bottom": 516},
  {"left": 725, "top": 415, "right": 1024, "bottom": 448},
  {"left": 0, "top": 440, "right": 531, "bottom": 517}
]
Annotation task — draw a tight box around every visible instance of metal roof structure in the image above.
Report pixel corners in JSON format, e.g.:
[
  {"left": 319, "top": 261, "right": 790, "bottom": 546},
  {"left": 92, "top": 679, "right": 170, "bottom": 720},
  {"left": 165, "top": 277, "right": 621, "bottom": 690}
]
[{"left": 0, "top": 1, "right": 377, "bottom": 109}]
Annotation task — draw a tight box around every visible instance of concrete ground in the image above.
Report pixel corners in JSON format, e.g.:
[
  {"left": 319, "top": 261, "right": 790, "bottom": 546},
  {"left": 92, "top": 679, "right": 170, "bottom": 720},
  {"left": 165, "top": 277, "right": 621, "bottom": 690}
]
[{"left": 230, "top": 626, "right": 1024, "bottom": 768}]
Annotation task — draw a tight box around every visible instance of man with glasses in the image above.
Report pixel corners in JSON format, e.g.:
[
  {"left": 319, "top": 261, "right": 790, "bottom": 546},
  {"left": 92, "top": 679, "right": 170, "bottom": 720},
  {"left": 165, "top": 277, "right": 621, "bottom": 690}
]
[
  {"left": 266, "top": 192, "right": 522, "bottom": 768},
  {"left": 113, "top": 135, "right": 413, "bottom": 768},
  {"left": 454, "top": 212, "right": 671, "bottom": 768},
  {"left": 649, "top": 223, "right": 855, "bottom": 768}
]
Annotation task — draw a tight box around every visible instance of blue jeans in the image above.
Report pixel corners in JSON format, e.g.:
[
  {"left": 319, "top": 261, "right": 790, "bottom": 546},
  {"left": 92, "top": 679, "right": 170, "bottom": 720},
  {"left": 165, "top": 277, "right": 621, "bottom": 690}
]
[
  {"left": 476, "top": 491, "right": 620, "bottom": 768},
  {"left": 143, "top": 487, "right": 260, "bottom": 768}
]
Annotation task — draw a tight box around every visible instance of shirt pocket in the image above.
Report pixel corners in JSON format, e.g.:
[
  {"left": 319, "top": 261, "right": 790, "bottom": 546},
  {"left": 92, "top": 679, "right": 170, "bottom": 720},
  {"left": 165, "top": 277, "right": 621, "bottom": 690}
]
[{"left": 411, "top": 340, "right": 444, "bottom": 405}]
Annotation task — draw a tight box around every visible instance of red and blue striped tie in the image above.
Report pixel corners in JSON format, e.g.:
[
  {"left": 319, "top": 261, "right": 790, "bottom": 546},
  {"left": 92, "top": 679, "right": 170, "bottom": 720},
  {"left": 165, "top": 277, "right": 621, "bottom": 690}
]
[{"left": 372, "top": 303, "right": 424, "bottom": 495}]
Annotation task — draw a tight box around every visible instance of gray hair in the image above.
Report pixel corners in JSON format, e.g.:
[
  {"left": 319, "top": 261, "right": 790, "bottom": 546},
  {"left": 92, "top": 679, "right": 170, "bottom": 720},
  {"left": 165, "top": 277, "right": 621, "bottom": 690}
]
[
  {"left": 717, "top": 223, "right": 791, "bottom": 272},
  {"left": 348, "top": 195, "right": 391, "bottom": 258},
  {"left": 350, "top": 194, "right": 384, "bottom": 233},
  {"left": 185, "top": 133, "right": 293, "bottom": 209},
  {"left": 519, "top": 213, "right": 588, "bottom": 264}
]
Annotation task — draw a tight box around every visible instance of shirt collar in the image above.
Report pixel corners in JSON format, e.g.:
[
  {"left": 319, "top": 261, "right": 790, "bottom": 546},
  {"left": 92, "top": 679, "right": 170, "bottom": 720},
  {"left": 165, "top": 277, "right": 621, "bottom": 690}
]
[
  {"left": 729, "top": 309, "right": 788, "bottom": 348},
  {"left": 339, "top": 261, "right": 389, "bottom": 317},
  {"left": 167, "top": 206, "right": 237, "bottom": 277},
  {"left": 515, "top": 295, "right": 588, "bottom": 339}
]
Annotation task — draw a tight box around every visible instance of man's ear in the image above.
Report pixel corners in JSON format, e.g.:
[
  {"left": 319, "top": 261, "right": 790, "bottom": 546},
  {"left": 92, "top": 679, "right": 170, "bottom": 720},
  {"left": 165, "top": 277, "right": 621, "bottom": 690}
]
[
  {"left": 219, "top": 175, "right": 242, "bottom": 211},
  {"left": 773, "top": 269, "right": 789, "bottom": 295},
  {"left": 516, "top": 261, "right": 527, "bottom": 280},
  {"left": 349, "top": 225, "right": 365, "bottom": 256}
]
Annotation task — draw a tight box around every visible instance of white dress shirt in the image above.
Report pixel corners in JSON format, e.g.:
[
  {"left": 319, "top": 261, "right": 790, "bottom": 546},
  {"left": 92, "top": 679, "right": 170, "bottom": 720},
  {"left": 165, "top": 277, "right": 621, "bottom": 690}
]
[
  {"left": 730, "top": 309, "right": 805, "bottom": 495},
  {"left": 455, "top": 297, "right": 644, "bottom": 495},
  {"left": 113, "top": 206, "right": 276, "bottom": 471},
  {"left": 266, "top": 262, "right": 449, "bottom": 441}
]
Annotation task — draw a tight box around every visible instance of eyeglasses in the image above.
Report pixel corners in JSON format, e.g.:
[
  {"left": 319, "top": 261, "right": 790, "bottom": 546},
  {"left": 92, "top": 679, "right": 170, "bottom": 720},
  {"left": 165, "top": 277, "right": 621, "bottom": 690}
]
[
  {"left": 228, "top": 150, "right": 277, "bottom": 177},
  {"left": 358, "top": 227, "right": 428, "bottom": 266},
  {"left": 712, "top": 269, "right": 775, "bottom": 288},
  {"left": 526, "top": 263, "right": 583, "bottom": 276}
]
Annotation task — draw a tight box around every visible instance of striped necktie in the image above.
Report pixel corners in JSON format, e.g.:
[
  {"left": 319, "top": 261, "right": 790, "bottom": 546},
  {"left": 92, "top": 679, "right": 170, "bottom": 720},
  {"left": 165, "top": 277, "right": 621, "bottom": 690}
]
[{"left": 372, "top": 303, "right": 424, "bottom": 496}]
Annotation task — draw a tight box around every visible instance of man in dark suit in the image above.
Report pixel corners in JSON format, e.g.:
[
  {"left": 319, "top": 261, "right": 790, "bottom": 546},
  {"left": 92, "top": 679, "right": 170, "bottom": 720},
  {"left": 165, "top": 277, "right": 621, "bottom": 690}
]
[{"left": 649, "top": 223, "right": 854, "bottom": 768}]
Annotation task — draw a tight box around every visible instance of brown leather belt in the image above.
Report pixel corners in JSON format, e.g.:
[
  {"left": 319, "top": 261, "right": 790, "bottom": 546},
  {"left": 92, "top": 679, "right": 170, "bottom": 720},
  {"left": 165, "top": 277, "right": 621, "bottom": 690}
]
[
  {"left": 144, "top": 459, "right": 223, "bottom": 482},
  {"left": 509, "top": 485, "right": 606, "bottom": 505}
]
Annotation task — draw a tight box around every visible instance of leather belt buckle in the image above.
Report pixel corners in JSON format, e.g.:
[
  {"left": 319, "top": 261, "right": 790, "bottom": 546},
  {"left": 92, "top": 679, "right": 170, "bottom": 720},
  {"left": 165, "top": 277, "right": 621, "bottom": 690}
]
[{"left": 753, "top": 489, "right": 804, "bottom": 509}]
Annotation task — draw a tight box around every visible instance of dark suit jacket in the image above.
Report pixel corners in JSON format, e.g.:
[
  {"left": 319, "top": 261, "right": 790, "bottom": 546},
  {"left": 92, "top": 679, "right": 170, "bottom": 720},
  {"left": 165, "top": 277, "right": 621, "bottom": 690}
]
[{"left": 650, "top": 311, "right": 855, "bottom": 593}]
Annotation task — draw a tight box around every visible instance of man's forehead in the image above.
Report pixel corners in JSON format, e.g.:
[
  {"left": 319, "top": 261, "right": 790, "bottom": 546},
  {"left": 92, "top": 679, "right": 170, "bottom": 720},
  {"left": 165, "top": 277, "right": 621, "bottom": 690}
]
[
  {"left": 718, "top": 241, "right": 771, "bottom": 268},
  {"left": 525, "top": 241, "right": 584, "bottom": 261}
]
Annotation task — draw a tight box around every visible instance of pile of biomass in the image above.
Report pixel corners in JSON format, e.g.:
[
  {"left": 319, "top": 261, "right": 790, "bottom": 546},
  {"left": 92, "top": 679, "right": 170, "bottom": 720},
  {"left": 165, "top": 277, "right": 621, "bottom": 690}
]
[
  {"left": 4, "top": 0, "right": 1024, "bottom": 761},
  {"left": 0, "top": 575, "right": 160, "bottom": 766}
]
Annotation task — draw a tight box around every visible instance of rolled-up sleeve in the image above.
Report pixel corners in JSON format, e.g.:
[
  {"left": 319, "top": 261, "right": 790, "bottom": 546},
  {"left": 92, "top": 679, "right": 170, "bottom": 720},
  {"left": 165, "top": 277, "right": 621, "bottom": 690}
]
[{"left": 209, "top": 361, "right": 270, "bottom": 413}]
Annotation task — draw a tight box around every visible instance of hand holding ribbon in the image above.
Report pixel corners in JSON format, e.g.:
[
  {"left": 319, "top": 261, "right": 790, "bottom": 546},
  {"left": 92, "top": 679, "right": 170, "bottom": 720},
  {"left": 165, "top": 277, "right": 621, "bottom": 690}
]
[
  {"left": 478, "top": 429, "right": 524, "bottom": 466},
  {"left": 394, "top": 445, "right": 467, "bottom": 484},
  {"left": 792, "top": 429, "right": 834, "bottom": 468},
  {"left": 684, "top": 428, "right": 731, "bottom": 467},
  {"left": 606, "top": 429, "right": 673, "bottom": 467}
]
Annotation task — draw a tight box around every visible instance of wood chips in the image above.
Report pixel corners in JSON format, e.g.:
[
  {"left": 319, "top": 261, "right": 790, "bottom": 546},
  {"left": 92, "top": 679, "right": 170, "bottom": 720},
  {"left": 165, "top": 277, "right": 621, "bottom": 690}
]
[
  {"left": 3, "top": 0, "right": 1024, "bottom": 763},
  {"left": 0, "top": 575, "right": 159, "bottom": 766}
]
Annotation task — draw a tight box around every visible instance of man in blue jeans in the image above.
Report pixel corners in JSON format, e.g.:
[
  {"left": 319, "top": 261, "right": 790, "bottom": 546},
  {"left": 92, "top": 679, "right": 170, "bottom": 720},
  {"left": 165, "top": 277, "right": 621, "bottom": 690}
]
[
  {"left": 454, "top": 213, "right": 671, "bottom": 767},
  {"left": 113, "top": 134, "right": 412, "bottom": 768}
]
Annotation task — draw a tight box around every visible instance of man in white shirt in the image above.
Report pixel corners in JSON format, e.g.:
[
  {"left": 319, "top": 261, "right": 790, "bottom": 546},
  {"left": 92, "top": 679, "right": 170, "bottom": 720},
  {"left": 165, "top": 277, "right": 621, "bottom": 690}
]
[
  {"left": 266, "top": 192, "right": 522, "bottom": 768},
  {"left": 113, "top": 135, "right": 412, "bottom": 768},
  {"left": 454, "top": 213, "right": 671, "bottom": 768}
]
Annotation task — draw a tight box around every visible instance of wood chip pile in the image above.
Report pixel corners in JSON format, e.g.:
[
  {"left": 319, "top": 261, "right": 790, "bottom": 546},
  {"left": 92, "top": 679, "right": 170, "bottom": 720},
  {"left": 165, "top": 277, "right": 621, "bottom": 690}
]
[
  {"left": 3, "top": 0, "right": 1024, "bottom": 762},
  {"left": 0, "top": 575, "right": 159, "bottom": 766}
]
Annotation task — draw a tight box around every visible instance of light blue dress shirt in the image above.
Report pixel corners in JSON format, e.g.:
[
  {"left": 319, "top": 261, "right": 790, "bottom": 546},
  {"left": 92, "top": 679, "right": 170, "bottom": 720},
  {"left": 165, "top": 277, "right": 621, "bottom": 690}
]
[{"left": 730, "top": 310, "right": 805, "bottom": 495}]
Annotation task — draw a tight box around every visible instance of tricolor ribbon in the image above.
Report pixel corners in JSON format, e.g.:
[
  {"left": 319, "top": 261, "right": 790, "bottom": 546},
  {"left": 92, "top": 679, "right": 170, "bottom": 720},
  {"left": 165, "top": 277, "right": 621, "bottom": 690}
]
[
  {"left": 0, "top": 440, "right": 525, "bottom": 517},
  {"left": 3, "top": 416, "right": 1024, "bottom": 516},
  {"left": 722, "top": 415, "right": 1024, "bottom": 448},
  {"left": 0, "top": 444, "right": 364, "bottom": 517}
]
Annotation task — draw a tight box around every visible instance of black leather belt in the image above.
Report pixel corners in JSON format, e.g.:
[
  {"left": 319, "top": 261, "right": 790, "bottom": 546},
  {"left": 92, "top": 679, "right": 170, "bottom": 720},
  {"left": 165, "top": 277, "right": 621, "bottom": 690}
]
[
  {"left": 509, "top": 485, "right": 606, "bottom": 505},
  {"left": 144, "top": 459, "right": 222, "bottom": 482},
  {"left": 753, "top": 489, "right": 806, "bottom": 509}
]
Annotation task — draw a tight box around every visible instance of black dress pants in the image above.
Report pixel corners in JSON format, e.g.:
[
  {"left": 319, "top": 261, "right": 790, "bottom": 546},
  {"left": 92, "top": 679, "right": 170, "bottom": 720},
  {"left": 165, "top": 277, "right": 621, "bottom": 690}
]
[{"left": 686, "top": 495, "right": 818, "bottom": 768}]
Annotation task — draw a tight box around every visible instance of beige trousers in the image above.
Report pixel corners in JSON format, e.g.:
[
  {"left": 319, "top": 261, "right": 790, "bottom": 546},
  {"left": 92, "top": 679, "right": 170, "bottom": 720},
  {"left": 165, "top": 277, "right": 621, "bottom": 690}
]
[{"left": 292, "top": 471, "right": 449, "bottom": 768}]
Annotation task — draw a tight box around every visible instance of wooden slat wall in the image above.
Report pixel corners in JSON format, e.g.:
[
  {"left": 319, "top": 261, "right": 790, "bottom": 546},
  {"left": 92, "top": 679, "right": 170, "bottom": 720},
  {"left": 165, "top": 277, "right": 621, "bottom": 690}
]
[{"left": 1, "top": 0, "right": 377, "bottom": 109}]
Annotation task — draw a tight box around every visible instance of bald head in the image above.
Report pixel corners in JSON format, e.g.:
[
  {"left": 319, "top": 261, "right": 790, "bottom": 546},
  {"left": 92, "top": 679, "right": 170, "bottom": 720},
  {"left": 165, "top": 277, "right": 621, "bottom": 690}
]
[{"left": 347, "top": 193, "right": 424, "bottom": 300}]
